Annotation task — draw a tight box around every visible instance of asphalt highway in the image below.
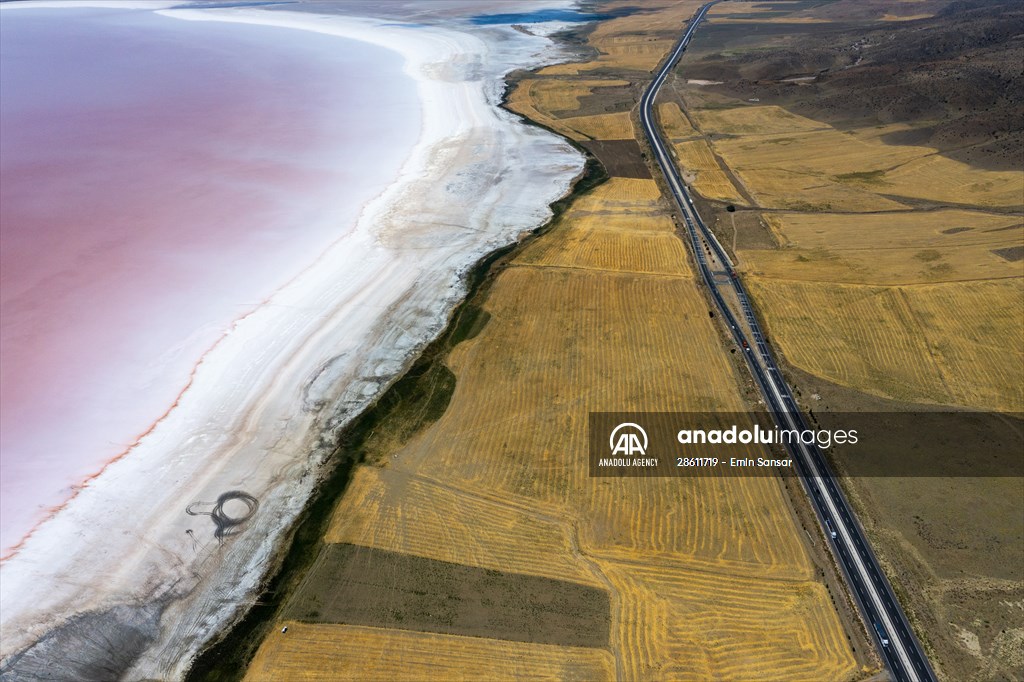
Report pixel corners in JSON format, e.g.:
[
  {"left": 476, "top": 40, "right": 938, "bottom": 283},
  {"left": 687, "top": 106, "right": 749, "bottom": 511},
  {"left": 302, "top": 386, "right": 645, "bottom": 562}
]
[{"left": 638, "top": 4, "right": 937, "bottom": 680}]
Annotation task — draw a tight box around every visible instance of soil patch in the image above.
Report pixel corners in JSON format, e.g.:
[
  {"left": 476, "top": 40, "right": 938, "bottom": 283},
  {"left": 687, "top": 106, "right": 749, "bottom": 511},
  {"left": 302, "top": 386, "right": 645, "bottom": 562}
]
[
  {"left": 581, "top": 139, "right": 652, "bottom": 179},
  {"left": 285, "top": 544, "right": 611, "bottom": 648},
  {"left": 992, "top": 245, "right": 1023, "bottom": 262}
]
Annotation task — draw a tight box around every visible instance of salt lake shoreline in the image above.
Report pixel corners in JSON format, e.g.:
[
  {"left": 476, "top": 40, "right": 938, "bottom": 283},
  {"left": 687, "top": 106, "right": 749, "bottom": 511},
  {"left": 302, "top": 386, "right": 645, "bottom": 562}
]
[
  {"left": 0, "top": 2, "right": 584, "bottom": 679},
  {"left": 188, "top": 148, "right": 608, "bottom": 680}
]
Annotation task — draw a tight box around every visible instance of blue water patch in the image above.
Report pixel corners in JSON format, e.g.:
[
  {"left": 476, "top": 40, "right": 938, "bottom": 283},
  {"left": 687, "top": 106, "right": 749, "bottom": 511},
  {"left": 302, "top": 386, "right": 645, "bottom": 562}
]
[
  {"left": 170, "top": 1, "right": 296, "bottom": 9},
  {"left": 470, "top": 7, "right": 639, "bottom": 25}
]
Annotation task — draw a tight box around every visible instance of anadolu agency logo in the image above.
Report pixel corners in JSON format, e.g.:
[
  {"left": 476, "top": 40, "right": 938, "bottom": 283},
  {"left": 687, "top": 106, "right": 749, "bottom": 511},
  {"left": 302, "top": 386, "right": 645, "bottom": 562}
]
[{"left": 609, "top": 422, "right": 648, "bottom": 456}]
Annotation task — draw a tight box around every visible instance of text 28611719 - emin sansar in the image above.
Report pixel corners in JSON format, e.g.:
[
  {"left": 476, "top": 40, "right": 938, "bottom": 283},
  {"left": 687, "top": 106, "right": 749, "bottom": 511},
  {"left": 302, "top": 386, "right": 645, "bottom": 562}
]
[{"left": 676, "top": 457, "right": 793, "bottom": 468}]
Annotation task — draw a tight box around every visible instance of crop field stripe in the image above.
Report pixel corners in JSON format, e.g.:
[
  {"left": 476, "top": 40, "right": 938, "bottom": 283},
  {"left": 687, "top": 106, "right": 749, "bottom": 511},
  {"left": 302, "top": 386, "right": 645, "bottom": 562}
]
[
  {"left": 657, "top": 101, "right": 699, "bottom": 139},
  {"left": 244, "top": 622, "right": 617, "bottom": 681},
  {"left": 746, "top": 277, "right": 1024, "bottom": 409},
  {"left": 326, "top": 468, "right": 602, "bottom": 585},
  {"left": 517, "top": 226, "right": 693, "bottom": 276},
  {"left": 557, "top": 112, "right": 636, "bottom": 141}
]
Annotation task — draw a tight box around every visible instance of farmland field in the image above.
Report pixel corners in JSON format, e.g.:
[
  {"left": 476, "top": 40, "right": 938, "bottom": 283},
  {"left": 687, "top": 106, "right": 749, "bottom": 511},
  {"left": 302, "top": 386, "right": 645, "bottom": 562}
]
[
  {"left": 658, "top": 13, "right": 1024, "bottom": 411},
  {"left": 245, "top": 176, "right": 863, "bottom": 680},
  {"left": 662, "top": 2, "right": 1024, "bottom": 679},
  {"left": 735, "top": 207, "right": 1023, "bottom": 411},
  {"left": 712, "top": 122, "right": 1022, "bottom": 210},
  {"left": 246, "top": 622, "right": 617, "bottom": 681},
  {"left": 558, "top": 111, "right": 636, "bottom": 140},
  {"left": 656, "top": 102, "right": 698, "bottom": 139},
  {"left": 506, "top": 79, "right": 635, "bottom": 141},
  {"left": 670, "top": 139, "right": 748, "bottom": 203},
  {"left": 746, "top": 278, "right": 1024, "bottom": 411}
]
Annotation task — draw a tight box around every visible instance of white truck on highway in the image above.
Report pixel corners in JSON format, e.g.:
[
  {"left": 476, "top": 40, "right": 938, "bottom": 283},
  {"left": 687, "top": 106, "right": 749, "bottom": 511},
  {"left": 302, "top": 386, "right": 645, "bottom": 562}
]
[{"left": 875, "top": 622, "right": 890, "bottom": 647}]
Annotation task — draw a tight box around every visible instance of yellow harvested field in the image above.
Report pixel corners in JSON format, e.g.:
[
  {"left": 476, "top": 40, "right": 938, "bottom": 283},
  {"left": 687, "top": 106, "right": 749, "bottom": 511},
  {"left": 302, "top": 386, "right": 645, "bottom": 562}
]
[
  {"left": 518, "top": 79, "right": 585, "bottom": 114},
  {"left": 706, "top": 1, "right": 784, "bottom": 16},
  {"left": 425, "top": 270, "right": 753, "bottom": 498},
  {"left": 904, "top": 279, "right": 1024, "bottom": 410},
  {"left": 694, "top": 169, "right": 748, "bottom": 204},
  {"left": 518, "top": 224, "right": 691, "bottom": 275},
  {"left": 746, "top": 278, "right": 1024, "bottom": 410},
  {"left": 700, "top": 110, "right": 1023, "bottom": 209},
  {"left": 740, "top": 210, "right": 1023, "bottom": 407},
  {"left": 580, "top": 473, "right": 815, "bottom": 580},
  {"left": 657, "top": 102, "right": 698, "bottom": 139},
  {"left": 325, "top": 466, "right": 600, "bottom": 586},
  {"left": 593, "top": 0, "right": 706, "bottom": 38},
  {"left": 592, "top": 36, "right": 678, "bottom": 71},
  {"left": 245, "top": 622, "right": 617, "bottom": 682},
  {"left": 730, "top": 168, "right": 909, "bottom": 212},
  {"left": 741, "top": 211, "right": 1023, "bottom": 285},
  {"left": 705, "top": 1, "right": 833, "bottom": 23},
  {"left": 509, "top": 78, "right": 631, "bottom": 116},
  {"left": 880, "top": 154, "right": 1024, "bottom": 207},
  {"left": 571, "top": 177, "right": 665, "bottom": 211},
  {"left": 505, "top": 80, "right": 585, "bottom": 141},
  {"left": 602, "top": 564, "right": 859, "bottom": 681},
  {"left": 747, "top": 280, "right": 947, "bottom": 402},
  {"left": 762, "top": 210, "right": 1023, "bottom": 252},
  {"left": 742, "top": 245, "right": 1020, "bottom": 286},
  {"left": 706, "top": 1, "right": 765, "bottom": 13},
  {"left": 540, "top": 37, "right": 677, "bottom": 74},
  {"left": 673, "top": 138, "right": 719, "bottom": 169},
  {"left": 249, "top": 176, "right": 859, "bottom": 679},
  {"left": 670, "top": 140, "right": 748, "bottom": 203},
  {"left": 560, "top": 211, "right": 677, "bottom": 232},
  {"left": 559, "top": 111, "right": 635, "bottom": 140},
  {"left": 686, "top": 96, "right": 1023, "bottom": 413},
  {"left": 506, "top": 79, "right": 634, "bottom": 141},
  {"left": 716, "top": 130, "right": 927, "bottom": 173},
  {"left": 337, "top": 180, "right": 849, "bottom": 671},
  {"left": 692, "top": 105, "right": 830, "bottom": 136}
]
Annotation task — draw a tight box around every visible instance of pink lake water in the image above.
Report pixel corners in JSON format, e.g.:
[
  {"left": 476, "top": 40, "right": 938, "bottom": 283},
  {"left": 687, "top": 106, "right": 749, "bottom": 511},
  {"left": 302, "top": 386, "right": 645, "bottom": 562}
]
[{"left": 0, "top": 6, "right": 419, "bottom": 553}]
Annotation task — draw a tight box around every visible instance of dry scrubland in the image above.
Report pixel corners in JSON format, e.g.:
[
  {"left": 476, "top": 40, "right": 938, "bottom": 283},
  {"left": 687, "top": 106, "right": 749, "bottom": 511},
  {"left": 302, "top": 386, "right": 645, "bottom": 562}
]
[{"left": 242, "top": 5, "right": 868, "bottom": 676}]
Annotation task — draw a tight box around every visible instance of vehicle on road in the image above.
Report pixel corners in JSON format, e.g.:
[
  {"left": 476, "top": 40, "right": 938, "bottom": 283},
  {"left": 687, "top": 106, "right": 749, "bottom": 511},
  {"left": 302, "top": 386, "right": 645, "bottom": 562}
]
[{"left": 876, "top": 622, "right": 891, "bottom": 648}]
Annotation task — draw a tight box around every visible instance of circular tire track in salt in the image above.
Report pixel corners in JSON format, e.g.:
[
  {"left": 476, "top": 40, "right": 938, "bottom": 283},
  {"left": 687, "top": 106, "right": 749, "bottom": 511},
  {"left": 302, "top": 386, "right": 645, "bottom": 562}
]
[{"left": 186, "top": 490, "right": 258, "bottom": 542}]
